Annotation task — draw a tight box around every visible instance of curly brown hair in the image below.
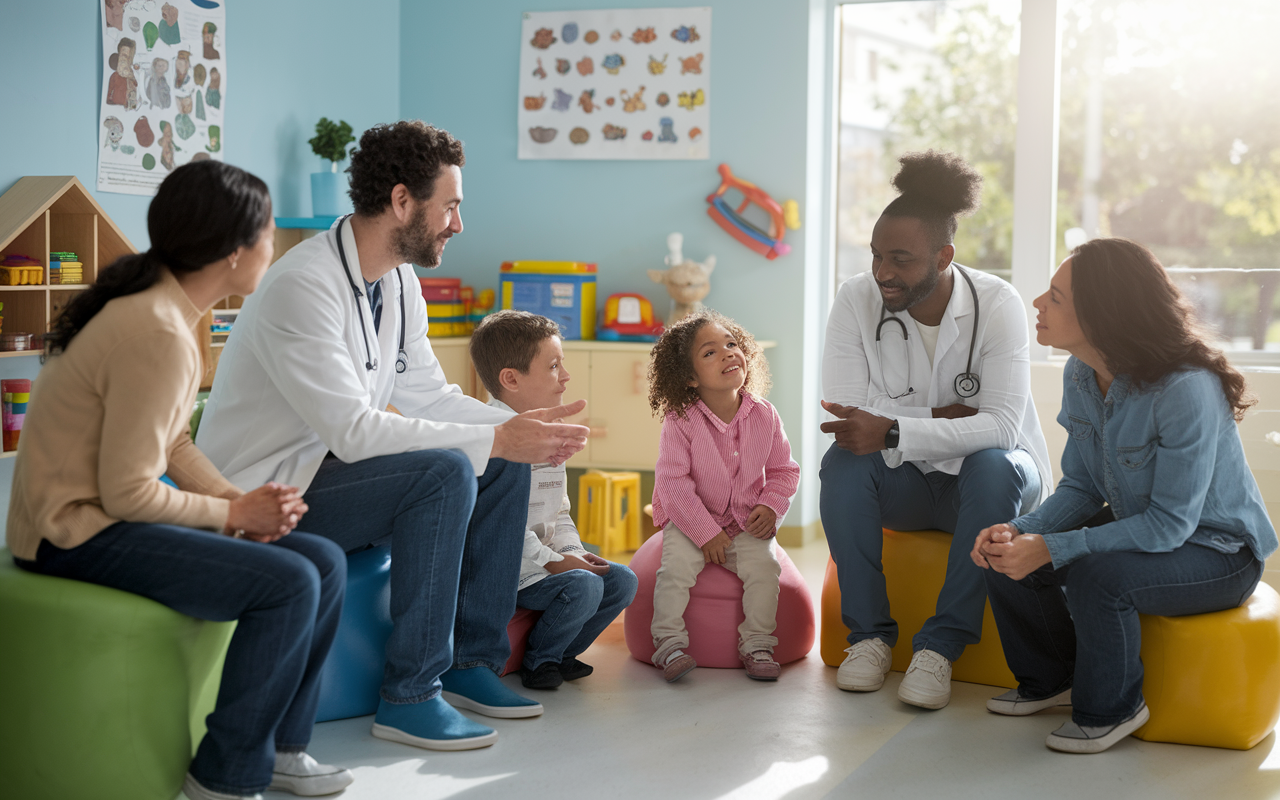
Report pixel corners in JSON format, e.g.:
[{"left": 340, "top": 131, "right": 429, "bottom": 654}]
[
  {"left": 647, "top": 310, "right": 771, "bottom": 419},
  {"left": 1070, "top": 237, "right": 1256, "bottom": 421},
  {"left": 347, "top": 120, "right": 465, "bottom": 215}
]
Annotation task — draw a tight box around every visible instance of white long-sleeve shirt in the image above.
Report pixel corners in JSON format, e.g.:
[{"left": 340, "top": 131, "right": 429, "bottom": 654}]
[
  {"left": 196, "top": 220, "right": 511, "bottom": 492},
  {"left": 822, "top": 265, "right": 1051, "bottom": 502},
  {"left": 489, "top": 398, "right": 589, "bottom": 590}
]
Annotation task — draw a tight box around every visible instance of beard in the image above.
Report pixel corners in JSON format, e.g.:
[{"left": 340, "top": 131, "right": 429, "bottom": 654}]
[
  {"left": 391, "top": 203, "right": 444, "bottom": 268},
  {"left": 880, "top": 267, "right": 940, "bottom": 313}
]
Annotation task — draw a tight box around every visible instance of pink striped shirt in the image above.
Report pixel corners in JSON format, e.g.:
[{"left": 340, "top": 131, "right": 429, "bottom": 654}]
[{"left": 652, "top": 392, "right": 801, "bottom": 547}]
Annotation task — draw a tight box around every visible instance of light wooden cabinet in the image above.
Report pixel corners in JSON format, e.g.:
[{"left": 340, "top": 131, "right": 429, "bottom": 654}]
[{"left": 0, "top": 177, "right": 135, "bottom": 359}]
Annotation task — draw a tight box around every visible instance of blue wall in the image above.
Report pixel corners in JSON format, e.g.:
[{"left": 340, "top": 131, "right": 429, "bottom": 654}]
[
  {"left": 0, "top": 0, "right": 832, "bottom": 530},
  {"left": 0, "top": 0, "right": 402, "bottom": 525},
  {"left": 400, "top": 0, "right": 819, "bottom": 524}
]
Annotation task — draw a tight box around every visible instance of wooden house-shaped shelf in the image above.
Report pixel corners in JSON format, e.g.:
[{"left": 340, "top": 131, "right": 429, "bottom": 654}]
[{"left": 0, "top": 176, "right": 135, "bottom": 357}]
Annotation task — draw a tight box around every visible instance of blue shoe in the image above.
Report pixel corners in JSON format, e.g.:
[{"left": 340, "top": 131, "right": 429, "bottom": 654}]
[
  {"left": 370, "top": 696, "right": 497, "bottom": 751},
  {"left": 440, "top": 666, "right": 544, "bottom": 719}
]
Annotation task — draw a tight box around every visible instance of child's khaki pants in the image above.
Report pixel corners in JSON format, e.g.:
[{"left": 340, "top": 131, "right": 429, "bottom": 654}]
[{"left": 650, "top": 523, "right": 781, "bottom": 667}]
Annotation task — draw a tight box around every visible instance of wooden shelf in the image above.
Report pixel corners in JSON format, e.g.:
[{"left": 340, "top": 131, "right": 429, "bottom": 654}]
[
  {"left": 0, "top": 350, "right": 40, "bottom": 358},
  {"left": 0, "top": 450, "right": 17, "bottom": 459},
  {"left": 49, "top": 284, "right": 90, "bottom": 290},
  {"left": 0, "top": 285, "right": 50, "bottom": 292}
]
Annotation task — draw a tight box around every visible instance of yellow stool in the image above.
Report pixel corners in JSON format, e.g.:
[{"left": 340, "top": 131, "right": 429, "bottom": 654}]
[
  {"left": 577, "top": 470, "right": 642, "bottom": 557},
  {"left": 1133, "top": 580, "right": 1280, "bottom": 749},
  {"left": 820, "top": 529, "right": 1016, "bottom": 688}
]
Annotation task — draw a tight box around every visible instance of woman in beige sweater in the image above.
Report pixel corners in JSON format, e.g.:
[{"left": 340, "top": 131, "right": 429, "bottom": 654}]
[{"left": 7, "top": 161, "right": 353, "bottom": 800}]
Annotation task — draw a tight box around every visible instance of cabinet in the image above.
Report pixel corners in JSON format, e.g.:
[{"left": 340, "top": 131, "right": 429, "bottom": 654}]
[
  {"left": 434, "top": 338, "right": 774, "bottom": 472},
  {"left": 0, "top": 176, "right": 135, "bottom": 360}
]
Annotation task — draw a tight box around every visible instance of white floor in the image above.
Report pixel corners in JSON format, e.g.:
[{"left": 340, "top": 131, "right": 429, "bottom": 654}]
[{"left": 252, "top": 542, "right": 1280, "bottom": 800}]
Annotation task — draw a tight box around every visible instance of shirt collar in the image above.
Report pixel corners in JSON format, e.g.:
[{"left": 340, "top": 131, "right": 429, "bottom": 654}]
[
  {"left": 1070, "top": 357, "right": 1132, "bottom": 405},
  {"left": 692, "top": 391, "right": 757, "bottom": 432},
  {"left": 158, "top": 266, "right": 210, "bottom": 327}
]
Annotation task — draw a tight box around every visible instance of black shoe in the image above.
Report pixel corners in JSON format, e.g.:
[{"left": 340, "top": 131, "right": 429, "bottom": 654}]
[
  {"left": 521, "top": 662, "right": 564, "bottom": 690},
  {"left": 558, "top": 657, "right": 594, "bottom": 681}
]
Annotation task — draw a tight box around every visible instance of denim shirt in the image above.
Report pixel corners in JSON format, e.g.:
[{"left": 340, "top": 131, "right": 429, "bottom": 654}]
[{"left": 1012, "top": 358, "right": 1277, "bottom": 568}]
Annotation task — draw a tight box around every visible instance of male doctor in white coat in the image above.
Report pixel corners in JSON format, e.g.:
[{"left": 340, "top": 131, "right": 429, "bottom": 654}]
[
  {"left": 819, "top": 151, "right": 1051, "bottom": 711},
  {"left": 197, "top": 121, "right": 589, "bottom": 754}
]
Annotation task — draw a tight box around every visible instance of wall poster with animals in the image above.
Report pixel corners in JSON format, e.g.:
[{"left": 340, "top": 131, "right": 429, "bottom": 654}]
[
  {"left": 97, "top": 0, "right": 226, "bottom": 195},
  {"left": 517, "top": 7, "right": 710, "bottom": 160}
]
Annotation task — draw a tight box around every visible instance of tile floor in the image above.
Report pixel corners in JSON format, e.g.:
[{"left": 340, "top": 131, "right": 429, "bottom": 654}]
[{"left": 246, "top": 542, "right": 1280, "bottom": 800}]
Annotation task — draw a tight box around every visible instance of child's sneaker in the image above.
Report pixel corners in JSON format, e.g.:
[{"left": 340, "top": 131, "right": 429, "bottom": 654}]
[
  {"left": 662, "top": 651, "right": 697, "bottom": 683},
  {"left": 520, "top": 662, "right": 564, "bottom": 690},
  {"left": 557, "top": 657, "right": 594, "bottom": 681},
  {"left": 740, "top": 650, "right": 781, "bottom": 681}
]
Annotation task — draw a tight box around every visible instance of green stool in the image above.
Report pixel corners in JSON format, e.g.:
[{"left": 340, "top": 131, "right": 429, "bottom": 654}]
[{"left": 0, "top": 549, "right": 235, "bottom": 800}]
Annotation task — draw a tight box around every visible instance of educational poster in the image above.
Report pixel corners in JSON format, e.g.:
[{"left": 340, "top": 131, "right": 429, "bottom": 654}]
[
  {"left": 517, "top": 7, "right": 710, "bottom": 160},
  {"left": 97, "top": 0, "right": 227, "bottom": 195}
]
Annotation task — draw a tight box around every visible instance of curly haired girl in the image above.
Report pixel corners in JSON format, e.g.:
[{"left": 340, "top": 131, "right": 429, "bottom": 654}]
[{"left": 645, "top": 311, "right": 799, "bottom": 683}]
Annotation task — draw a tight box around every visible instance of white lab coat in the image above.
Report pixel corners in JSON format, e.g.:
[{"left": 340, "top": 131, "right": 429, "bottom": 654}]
[
  {"left": 195, "top": 220, "right": 511, "bottom": 493},
  {"left": 822, "top": 265, "right": 1051, "bottom": 503}
]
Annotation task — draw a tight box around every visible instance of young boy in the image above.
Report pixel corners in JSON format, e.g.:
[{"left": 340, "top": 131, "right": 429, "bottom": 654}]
[{"left": 470, "top": 310, "right": 639, "bottom": 689}]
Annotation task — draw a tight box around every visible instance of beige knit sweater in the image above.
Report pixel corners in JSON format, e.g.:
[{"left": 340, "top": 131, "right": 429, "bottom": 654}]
[{"left": 6, "top": 268, "right": 242, "bottom": 561}]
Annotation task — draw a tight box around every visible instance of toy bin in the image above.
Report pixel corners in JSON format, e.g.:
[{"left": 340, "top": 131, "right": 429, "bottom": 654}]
[{"left": 500, "top": 261, "right": 596, "bottom": 340}]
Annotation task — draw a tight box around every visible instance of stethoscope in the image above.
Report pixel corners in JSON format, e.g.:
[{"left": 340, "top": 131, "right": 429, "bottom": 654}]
[
  {"left": 335, "top": 215, "right": 409, "bottom": 374},
  {"left": 874, "top": 265, "right": 981, "bottom": 400}
]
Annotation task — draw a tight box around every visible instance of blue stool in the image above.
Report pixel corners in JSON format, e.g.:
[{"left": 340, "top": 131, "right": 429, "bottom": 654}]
[{"left": 315, "top": 547, "right": 393, "bottom": 722}]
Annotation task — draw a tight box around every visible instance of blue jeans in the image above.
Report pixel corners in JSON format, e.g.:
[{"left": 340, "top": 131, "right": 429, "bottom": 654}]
[
  {"left": 819, "top": 445, "right": 1040, "bottom": 661},
  {"left": 21, "top": 523, "right": 345, "bottom": 796},
  {"left": 516, "top": 562, "right": 638, "bottom": 669},
  {"left": 302, "top": 450, "right": 529, "bottom": 703},
  {"left": 984, "top": 539, "right": 1262, "bottom": 726}
]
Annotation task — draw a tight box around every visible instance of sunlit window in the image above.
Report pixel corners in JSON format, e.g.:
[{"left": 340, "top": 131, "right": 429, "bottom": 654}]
[{"left": 836, "top": 0, "right": 1280, "bottom": 360}]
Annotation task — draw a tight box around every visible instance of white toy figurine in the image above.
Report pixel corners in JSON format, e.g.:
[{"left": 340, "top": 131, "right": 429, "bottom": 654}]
[{"left": 648, "top": 232, "right": 716, "bottom": 325}]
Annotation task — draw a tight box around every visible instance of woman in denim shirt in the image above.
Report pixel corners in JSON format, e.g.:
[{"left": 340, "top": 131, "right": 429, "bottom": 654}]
[{"left": 970, "top": 238, "right": 1277, "bottom": 754}]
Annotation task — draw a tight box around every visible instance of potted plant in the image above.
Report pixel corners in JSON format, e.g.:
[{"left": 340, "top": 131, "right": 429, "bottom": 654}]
[{"left": 308, "top": 117, "right": 356, "bottom": 217}]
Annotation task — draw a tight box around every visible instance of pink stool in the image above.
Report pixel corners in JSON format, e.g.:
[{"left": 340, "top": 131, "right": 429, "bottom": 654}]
[
  {"left": 624, "top": 530, "right": 815, "bottom": 668},
  {"left": 501, "top": 607, "right": 541, "bottom": 676}
]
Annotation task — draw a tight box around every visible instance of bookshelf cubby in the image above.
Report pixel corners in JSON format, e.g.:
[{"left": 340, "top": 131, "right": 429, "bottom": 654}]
[{"left": 0, "top": 176, "right": 135, "bottom": 358}]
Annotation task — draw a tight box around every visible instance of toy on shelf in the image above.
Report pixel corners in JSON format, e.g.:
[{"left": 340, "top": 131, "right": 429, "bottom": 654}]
[
  {"left": 500, "top": 261, "right": 597, "bottom": 340},
  {"left": 648, "top": 232, "right": 715, "bottom": 325},
  {"left": 705, "top": 163, "right": 797, "bottom": 260},
  {"left": 598, "top": 293, "right": 664, "bottom": 342},
  {"left": 419, "top": 279, "right": 496, "bottom": 336},
  {"left": 0, "top": 255, "right": 43, "bottom": 286},
  {"left": 2, "top": 379, "right": 32, "bottom": 451}
]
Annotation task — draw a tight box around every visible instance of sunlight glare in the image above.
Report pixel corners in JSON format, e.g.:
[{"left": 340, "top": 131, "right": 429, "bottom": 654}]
[{"left": 715, "top": 755, "right": 830, "bottom": 799}]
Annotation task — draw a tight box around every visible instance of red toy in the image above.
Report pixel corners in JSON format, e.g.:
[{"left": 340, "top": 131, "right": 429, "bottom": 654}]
[
  {"left": 705, "top": 163, "right": 792, "bottom": 259},
  {"left": 598, "top": 292, "right": 664, "bottom": 341}
]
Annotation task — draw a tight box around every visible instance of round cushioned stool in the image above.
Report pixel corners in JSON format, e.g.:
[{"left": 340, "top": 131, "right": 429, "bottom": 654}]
[
  {"left": 624, "top": 530, "right": 815, "bottom": 668},
  {"left": 820, "top": 530, "right": 1016, "bottom": 688},
  {"left": 315, "top": 546, "right": 541, "bottom": 722},
  {"left": 0, "top": 550, "right": 235, "bottom": 800},
  {"left": 1133, "top": 580, "right": 1280, "bottom": 750}
]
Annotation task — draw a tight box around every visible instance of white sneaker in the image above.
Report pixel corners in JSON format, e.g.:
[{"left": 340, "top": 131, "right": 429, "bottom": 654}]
[
  {"left": 1046, "top": 704, "right": 1150, "bottom": 754},
  {"left": 987, "top": 687, "right": 1072, "bottom": 716},
  {"left": 269, "top": 751, "right": 355, "bottom": 796},
  {"left": 182, "top": 772, "right": 263, "bottom": 800},
  {"left": 897, "top": 649, "right": 952, "bottom": 709},
  {"left": 836, "top": 639, "right": 893, "bottom": 692}
]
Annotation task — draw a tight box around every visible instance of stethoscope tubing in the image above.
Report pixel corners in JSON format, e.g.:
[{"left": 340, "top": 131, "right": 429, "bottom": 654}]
[
  {"left": 873, "top": 265, "right": 981, "bottom": 400},
  {"left": 335, "top": 215, "right": 409, "bottom": 374}
]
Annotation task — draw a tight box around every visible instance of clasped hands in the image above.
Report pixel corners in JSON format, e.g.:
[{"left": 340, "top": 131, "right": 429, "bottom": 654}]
[
  {"left": 970, "top": 522, "right": 1052, "bottom": 581},
  {"left": 701, "top": 505, "right": 776, "bottom": 565},
  {"left": 545, "top": 551, "right": 612, "bottom": 576},
  {"left": 225, "top": 482, "right": 308, "bottom": 543}
]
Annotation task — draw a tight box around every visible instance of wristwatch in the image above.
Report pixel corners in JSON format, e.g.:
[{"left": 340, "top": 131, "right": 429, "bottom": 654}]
[{"left": 884, "top": 420, "right": 900, "bottom": 450}]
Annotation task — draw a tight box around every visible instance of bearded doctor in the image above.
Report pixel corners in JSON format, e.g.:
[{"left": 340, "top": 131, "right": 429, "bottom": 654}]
[
  {"left": 819, "top": 151, "right": 1051, "bottom": 712},
  {"left": 197, "top": 121, "right": 588, "bottom": 755}
]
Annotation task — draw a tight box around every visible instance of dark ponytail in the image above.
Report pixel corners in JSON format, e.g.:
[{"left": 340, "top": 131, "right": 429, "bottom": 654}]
[{"left": 45, "top": 160, "right": 271, "bottom": 355}]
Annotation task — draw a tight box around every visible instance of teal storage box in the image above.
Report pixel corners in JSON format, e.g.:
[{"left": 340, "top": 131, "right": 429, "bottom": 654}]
[{"left": 500, "top": 261, "right": 597, "bottom": 340}]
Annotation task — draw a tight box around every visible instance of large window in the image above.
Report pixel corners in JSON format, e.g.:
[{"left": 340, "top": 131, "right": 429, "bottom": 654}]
[{"left": 837, "top": 0, "right": 1280, "bottom": 358}]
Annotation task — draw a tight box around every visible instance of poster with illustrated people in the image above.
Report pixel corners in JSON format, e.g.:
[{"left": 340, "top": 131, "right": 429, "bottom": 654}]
[
  {"left": 98, "top": 0, "right": 226, "bottom": 195},
  {"left": 517, "top": 7, "right": 710, "bottom": 160}
]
